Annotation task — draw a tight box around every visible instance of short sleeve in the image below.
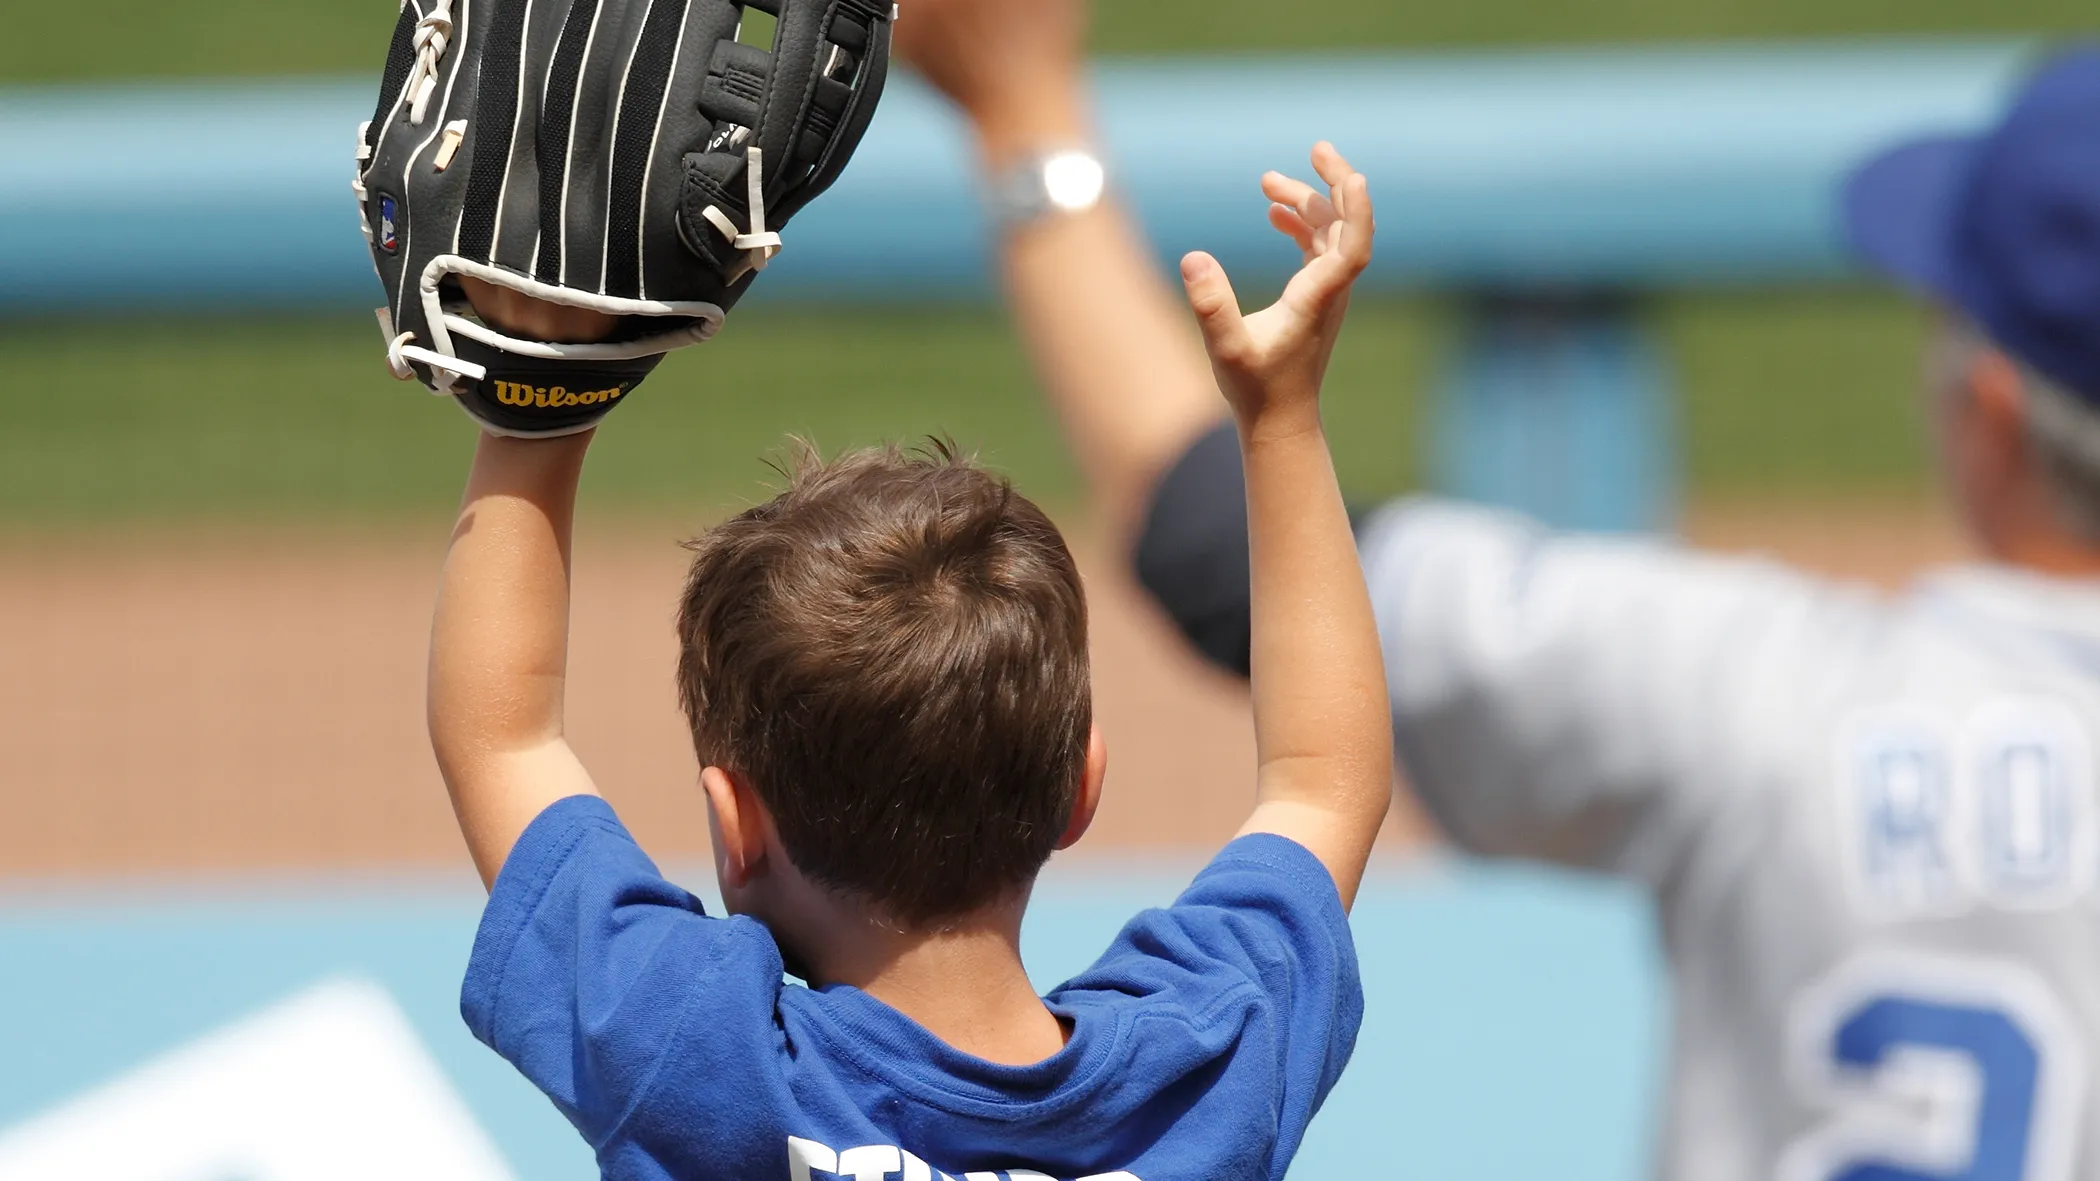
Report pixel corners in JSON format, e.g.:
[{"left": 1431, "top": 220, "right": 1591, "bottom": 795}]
[
  {"left": 1065, "top": 834, "right": 1361, "bottom": 1169},
  {"left": 461, "top": 795, "right": 786, "bottom": 1146}
]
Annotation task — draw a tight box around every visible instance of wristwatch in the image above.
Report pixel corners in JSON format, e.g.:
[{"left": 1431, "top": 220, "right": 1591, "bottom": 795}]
[{"left": 987, "top": 148, "right": 1108, "bottom": 232}]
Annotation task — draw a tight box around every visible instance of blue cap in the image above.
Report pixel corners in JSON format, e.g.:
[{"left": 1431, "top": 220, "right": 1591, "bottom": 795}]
[{"left": 1846, "top": 47, "right": 2100, "bottom": 402}]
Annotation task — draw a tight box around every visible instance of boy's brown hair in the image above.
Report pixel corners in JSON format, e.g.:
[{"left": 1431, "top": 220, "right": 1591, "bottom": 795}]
[{"left": 676, "top": 441, "right": 1091, "bottom": 928}]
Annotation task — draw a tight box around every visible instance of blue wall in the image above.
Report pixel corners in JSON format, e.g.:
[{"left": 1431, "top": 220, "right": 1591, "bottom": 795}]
[
  {"left": 0, "top": 42, "right": 2025, "bottom": 313},
  {"left": 0, "top": 860, "right": 1660, "bottom": 1179}
]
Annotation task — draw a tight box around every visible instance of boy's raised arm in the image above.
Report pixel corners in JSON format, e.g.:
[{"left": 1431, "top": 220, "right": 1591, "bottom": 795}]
[
  {"left": 1182, "top": 145, "right": 1392, "bottom": 908},
  {"left": 428, "top": 429, "right": 603, "bottom": 890}
]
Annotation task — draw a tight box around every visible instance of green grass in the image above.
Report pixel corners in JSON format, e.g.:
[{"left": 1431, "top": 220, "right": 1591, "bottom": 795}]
[
  {"left": 3, "top": 0, "right": 2091, "bottom": 85},
  {"left": 0, "top": 291, "right": 1933, "bottom": 528},
  {"left": 0, "top": 307, "right": 1061, "bottom": 525},
  {"left": 0, "top": 300, "right": 1431, "bottom": 526},
  {"left": 1672, "top": 286, "right": 1936, "bottom": 501}
]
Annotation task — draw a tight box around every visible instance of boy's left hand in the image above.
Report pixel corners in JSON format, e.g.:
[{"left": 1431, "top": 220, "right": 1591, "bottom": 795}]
[
  {"left": 461, "top": 278, "right": 620, "bottom": 344},
  {"left": 1179, "top": 142, "right": 1375, "bottom": 432}
]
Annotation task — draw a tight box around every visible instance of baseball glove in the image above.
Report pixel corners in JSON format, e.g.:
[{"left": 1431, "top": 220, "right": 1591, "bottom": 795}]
[{"left": 354, "top": 0, "right": 892, "bottom": 436}]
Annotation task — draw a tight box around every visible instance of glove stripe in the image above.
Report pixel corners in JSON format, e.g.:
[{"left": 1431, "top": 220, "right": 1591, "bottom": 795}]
[
  {"left": 601, "top": 0, "right": 687, "bottom": 299},
  {"left": 457, "top": 0, "right": 534, "bottom": 260},
  {"left": 557, "top": 0, "right": 633, "bottom": 289},
  {"left": 366, "top": 2, "right": 423, "bottom": 160},
  {"left": 389, "top": 0, "right": 479, "bottom": 319},
  {"left": 532, "top": 0, "right": 604, "bottom": 283},
  {"left": 488, "top": 0, "right": 549, "bottom": 269}
]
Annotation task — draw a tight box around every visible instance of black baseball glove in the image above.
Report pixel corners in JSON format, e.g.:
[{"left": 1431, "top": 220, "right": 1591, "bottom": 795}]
[{"left": 355, "top": 0, "right": 892, "bottom": 435}]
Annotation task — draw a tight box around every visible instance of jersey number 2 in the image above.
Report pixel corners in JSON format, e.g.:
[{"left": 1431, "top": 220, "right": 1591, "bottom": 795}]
[{"left": 1782, "top": 952, "right": 2085, "bottom": 1181}]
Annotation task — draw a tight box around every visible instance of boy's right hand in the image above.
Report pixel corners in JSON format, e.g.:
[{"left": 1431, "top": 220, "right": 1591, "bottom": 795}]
[{"left": 1179, "top": 143, "right": 1375, "bottom": 432}]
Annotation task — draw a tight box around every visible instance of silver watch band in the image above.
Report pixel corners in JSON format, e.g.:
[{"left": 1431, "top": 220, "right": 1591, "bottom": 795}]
[{"left": 987, "top": 148, "right": 1108, "bottom": 232}]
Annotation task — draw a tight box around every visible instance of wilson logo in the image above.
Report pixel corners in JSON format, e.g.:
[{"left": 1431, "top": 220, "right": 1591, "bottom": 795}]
[{"left": 490, "top": 381, "right": 628, "bottom": 409}]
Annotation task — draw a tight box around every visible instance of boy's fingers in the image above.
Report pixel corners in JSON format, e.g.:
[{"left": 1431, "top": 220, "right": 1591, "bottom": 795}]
[
  {"left": 1337, "top": 172, "right": 1375, "bottom": 270},
  {"left": 1286, "top": 250, "right": 1355, "bottom": 312},
  {"left": 1310, "top": 141, "right": 1357, "bottom": 191},
  {"left": 1261, "top": 171, "right": 1337, "bottom": 228},
  {"left": 1259, "top": 171, "right": 1314, "bottom": 206},
  {"left": 1283, "top": 221, "right": 1373, "bottom": 321},
  {"left": 1268, "top": 204, "right": 1317, "bottom": 256},
  {"left": 1180, "top": 251, "right": 1254, "bottom": 367}
]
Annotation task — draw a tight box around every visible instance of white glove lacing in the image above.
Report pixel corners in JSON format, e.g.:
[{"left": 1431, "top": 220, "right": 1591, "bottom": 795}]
[
  {"left": 699, "top": 146, "right": 783, "bottom": 282},
  {"left": 406, "top": 0, "right": 456, "bottom": 126},
  {"left": 387, "top": 328, "right": 487, "bottom": 386}
]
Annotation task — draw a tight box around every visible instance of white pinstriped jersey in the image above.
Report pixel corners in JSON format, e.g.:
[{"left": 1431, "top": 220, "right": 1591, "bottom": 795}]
[{"left": 1359, "top": 498, "right": 2100, "bottom": 1181}]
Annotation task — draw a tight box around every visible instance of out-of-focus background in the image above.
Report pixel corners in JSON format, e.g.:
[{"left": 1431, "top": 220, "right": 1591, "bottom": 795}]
[{"left": 1, "top": 2, "right": 2090, "bottom": 1178}]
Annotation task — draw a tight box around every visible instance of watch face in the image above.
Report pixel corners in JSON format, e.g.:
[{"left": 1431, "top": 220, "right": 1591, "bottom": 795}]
[
  {"left": 1040, "top": 151, "right": 1106, "bottom": 212},
  {"left": 994, "top": 150, "right": 1106, "bottom": 228}
]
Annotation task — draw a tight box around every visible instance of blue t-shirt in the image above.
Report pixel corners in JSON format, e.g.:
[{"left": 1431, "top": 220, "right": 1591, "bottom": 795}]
[{"left": 463, "top": 796, "right": 1361, "bottom": 1181}]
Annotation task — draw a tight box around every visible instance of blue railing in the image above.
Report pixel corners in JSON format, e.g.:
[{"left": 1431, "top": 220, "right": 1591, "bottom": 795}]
[
  {"left": 0, "top": 43, "right": 2026, "bottom": 306},
  {"left": 0, "top": 41, "right": 2032, "bottom": 523}
]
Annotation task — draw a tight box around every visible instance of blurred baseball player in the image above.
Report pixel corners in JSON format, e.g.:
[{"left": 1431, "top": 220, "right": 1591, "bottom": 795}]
[{"left": 897, "top": 3, "right": 2100, "bottom": 1175}]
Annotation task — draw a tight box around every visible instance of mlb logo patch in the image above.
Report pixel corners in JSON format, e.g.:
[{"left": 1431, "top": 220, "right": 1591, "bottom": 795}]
[{"left": 379, "top": 195, "right": 399, "bottom": 254}]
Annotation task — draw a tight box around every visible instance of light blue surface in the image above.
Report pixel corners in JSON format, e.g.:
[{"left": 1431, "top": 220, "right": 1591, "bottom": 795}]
[
  {"left": 1435, "top": 299, "right": 1678, "bottom": 531},
  {"left": 0, "top": 42, "right": 2027, "bottom": 312},
  {"left": 0, "top": 860, "right": 1661, "bottom": 1179}
]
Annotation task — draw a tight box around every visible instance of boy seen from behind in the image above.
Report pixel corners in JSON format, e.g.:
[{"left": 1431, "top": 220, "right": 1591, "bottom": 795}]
[{"left": 427, "top": 145, "right": 1388, "bottom": 1180}]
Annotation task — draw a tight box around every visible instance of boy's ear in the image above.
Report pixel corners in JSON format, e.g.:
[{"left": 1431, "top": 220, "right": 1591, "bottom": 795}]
[
  {"left": 1055, "top": 725, "right": 1108, "bottom": 851},
  {"left": 701, "top": 765, "right": 772, "bottom": 887}
]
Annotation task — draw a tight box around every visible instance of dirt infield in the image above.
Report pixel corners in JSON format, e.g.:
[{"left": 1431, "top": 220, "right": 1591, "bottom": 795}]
[{"left": 0, "top": 501, "right": 1969, "bottom": 878}]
